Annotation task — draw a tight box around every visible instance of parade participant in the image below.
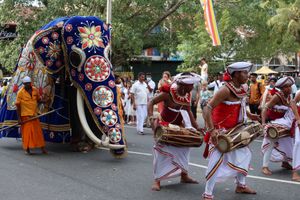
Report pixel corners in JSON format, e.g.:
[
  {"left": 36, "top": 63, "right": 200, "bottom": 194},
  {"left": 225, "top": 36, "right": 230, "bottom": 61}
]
[
  {"left": 202, "top": 62, "right": 258, "bottom": 200},
  {"left": 16, "top": 76, "right": 47, "bottom": 155},
  {"left": 288, "top": 90, "right": 300, "bottom": 181},
  {"left": 261, "top": 77, "right": 295, "bottom": 176},
  {"left": 148, "top": 72, "right": 202, "bottom": 191}
]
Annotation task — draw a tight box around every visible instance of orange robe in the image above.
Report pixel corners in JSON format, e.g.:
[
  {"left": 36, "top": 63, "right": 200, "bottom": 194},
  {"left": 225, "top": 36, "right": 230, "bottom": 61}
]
[{"left": 16, "top": 87, "right": 45, "bottom": 150}]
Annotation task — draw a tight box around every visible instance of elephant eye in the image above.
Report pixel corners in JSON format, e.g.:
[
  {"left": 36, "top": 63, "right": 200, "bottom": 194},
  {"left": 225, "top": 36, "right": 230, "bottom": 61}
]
[
  {"left": 70, "top": 51, "right": 81, "bottom": 68},
  {"left": 70, "top": 45, "right": 86, "bottom": 72}
]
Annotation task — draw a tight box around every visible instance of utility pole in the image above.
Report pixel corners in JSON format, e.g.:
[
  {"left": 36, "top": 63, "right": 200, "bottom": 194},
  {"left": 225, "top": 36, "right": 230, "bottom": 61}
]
[{"left": 106, "top": 0, "right": 112, "bottom": 25}]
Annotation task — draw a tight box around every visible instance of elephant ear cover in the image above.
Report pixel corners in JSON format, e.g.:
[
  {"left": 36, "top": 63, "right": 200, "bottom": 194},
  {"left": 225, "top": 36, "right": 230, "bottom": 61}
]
[{"left": 33, "top": 26, "right": 65, "bottom": 74}]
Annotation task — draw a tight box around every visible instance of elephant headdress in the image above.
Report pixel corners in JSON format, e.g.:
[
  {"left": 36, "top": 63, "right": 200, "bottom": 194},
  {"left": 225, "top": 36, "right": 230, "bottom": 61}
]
[{"left": 0, "top": 16, "right": 126, "bottom": 157}]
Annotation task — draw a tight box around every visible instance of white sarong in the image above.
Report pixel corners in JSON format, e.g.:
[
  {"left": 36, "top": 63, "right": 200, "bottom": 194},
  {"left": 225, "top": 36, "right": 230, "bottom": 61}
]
[
  {"left": 262, "top": 106, "right": 294, "bottom": 164},
  {"left": 153, "top": 109, "right": 193, "bottom": 180},
  {"left": 204, "top": 100, "right": 250, "bottom": 196},
  {"left": 293, "top": 125, "right": 300, "bottom": 171}
]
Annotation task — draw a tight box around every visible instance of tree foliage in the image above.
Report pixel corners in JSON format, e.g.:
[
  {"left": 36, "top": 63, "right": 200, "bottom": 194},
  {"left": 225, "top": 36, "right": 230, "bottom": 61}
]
[
  {"left": 0, "top": 0, "right": 192, "bottom": 73},
  {"left": 0, "top": 0, "right": 299, "bottom": 74},
  {"left": 177, "top": 0, "right": 300, "bottom": 71}
]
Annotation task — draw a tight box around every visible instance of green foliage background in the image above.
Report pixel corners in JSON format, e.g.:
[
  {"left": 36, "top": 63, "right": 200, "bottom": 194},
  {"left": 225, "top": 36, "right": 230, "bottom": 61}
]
[{"left": 0, "top": 0, "right": 299, "bottom": 74}]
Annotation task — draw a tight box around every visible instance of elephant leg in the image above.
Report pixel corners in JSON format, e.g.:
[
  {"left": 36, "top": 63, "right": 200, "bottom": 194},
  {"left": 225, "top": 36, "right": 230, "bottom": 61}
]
[{"left": 69, "top": 85, "right": 95, "bottom": 152}]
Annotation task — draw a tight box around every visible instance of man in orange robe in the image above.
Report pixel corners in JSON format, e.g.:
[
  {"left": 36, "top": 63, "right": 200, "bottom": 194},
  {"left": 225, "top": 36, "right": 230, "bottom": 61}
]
[{"left": 16, "top": 76, "right": 47, "bottom": 155}]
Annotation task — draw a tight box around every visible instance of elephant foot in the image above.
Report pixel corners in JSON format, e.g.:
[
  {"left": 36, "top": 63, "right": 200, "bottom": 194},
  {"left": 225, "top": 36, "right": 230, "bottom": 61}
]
[{"left": 72, "top": 141, "right": 94, "bottom": 153}]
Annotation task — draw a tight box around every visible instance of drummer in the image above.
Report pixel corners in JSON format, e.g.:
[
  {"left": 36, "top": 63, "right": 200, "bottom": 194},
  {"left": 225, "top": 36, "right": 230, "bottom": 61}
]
[
  {"left": 202, "top": 62, "right": 259, "bottom": 200},
  {"left": 148, "top": 72, "right": 202, "bottom": 191},
  {"left": 261, "top": 77, "right": 295, "bottom": 176},
  {"left": 287, "top": 88, "right": 300, "bottom": 181}
]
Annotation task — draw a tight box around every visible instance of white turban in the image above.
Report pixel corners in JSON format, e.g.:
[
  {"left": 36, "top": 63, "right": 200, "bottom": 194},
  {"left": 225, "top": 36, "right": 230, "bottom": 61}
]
[
  {"left": 275, "top": 76, "right": 294, "bottom": 88},
  {"left": 174, "top": 72, "right": 201, "bottom": 85},
  {"left": 227, "top": 62, "right": 253, "bottom": 75},
  {"left": 22, "top": 76, "right": 31, "bottom": 83}
]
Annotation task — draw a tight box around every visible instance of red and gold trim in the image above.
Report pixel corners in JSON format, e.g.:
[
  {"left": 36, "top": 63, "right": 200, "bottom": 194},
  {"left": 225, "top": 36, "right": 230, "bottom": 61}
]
[
  {"left": 275, "top": 91, "right": 291, "bottom": 106},
  {"left": 206, "top": 154, "right": 223, "bottom": 180},
  {"left": 227, "top": 162, "right": 248, "bottom": 176},
  {"left": 225, "top": 82, "right": 247, "bottom": 99}
]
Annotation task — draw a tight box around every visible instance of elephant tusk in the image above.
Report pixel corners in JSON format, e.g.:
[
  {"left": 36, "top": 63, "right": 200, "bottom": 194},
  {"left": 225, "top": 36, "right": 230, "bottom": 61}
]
[
  {"left": 76, "top": 90, "right": 124, "bottom": 149},
  {"left": 108, "top": 144, "right": 126, "bottom": 149}
]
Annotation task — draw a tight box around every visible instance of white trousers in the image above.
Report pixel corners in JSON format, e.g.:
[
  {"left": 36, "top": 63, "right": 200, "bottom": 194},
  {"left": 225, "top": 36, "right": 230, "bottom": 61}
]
[{"left": 136, "top": 104, "right": 147, "bottom": 132}]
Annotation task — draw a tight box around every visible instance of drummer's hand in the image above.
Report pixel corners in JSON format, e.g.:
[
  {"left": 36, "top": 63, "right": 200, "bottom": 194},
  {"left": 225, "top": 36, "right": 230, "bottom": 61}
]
[
  {"left": 18, "top": 119, "right": 23, "bottom": 125},
  {"left": 249, "top": 113, "right": 261, "bottom": 122},
  {"left": 196, "top": 127, "right": 205, "bottom": 135},
  {"left": 210, "top": 129, "right": 218, "bottom": 146},
  {"left": 149, "top": 117, "right": 156, "bottom": 131}
]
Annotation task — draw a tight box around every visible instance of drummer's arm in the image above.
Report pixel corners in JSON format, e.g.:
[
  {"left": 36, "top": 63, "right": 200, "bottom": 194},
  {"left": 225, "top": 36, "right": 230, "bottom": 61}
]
[
  {"left": 261, "top": 95, "right": 280, "bottom": 125},
  {"left": 291, "top": 93, "right": 300, "bottom": 122},
  {"left": 147, "top": 92, "right": 168, "bottom": 118},
  {"left": 185, "top": 105, "right": 201, "bottom": 130},
  {"left": 204, "top": 87, "right": 229, "bottom": 145}
]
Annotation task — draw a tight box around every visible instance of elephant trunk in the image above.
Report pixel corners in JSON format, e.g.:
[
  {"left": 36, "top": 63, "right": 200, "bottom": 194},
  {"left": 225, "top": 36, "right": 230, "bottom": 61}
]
[{"left": 76, "top": 90, "right": 125, "bottom": 149}]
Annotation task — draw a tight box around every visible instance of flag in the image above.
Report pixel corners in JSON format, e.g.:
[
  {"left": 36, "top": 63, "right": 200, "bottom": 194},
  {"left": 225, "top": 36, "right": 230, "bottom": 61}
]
[{"left": 200, "top": 0, "right": 221, "bottom": 46}]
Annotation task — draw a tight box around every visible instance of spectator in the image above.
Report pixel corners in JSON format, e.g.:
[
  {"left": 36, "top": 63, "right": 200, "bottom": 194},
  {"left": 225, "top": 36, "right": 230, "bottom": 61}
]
[
  {"left": 200, "top": 82, "right": 212, "bottom": 111},
  {"left": 146, "top": 73, "right": 156, "bottom": 99},
  {"left": 249, "top": 73, "right": 264, "bottom": 115},
  {"left": 130, "top": 72, "right": 149, "bottom": 135},
  {"left": 199, "top": 58, "right": 208, "bottom": 82},
  {"left": 191, "top": 80, "right": 201, "bottom": 119},
  {"left": 208, "top": 72, "right": 224, "bottom": 95},
  {"left": 157, "top": 71, "right": 172, "bottom": 113}
]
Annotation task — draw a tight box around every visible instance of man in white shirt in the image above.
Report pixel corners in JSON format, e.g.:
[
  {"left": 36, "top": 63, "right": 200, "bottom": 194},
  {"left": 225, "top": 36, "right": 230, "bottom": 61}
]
[
  {"left": 208, "top": 72, "right": 224, "bottom": 95},
  {"left": 146, "top": 73, "right": 156, "bottom": 99},
  {"left": 199, "top": 58, "right": 208, "bottom": 82},
  {"left": 131, "top": 72, "right": 150, "bottom": 135}
]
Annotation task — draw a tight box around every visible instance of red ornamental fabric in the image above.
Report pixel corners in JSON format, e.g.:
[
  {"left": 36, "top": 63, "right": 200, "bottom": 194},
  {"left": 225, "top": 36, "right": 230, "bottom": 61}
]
[{"left": 212, "top": 102, "right": 241, "bottom": 129}]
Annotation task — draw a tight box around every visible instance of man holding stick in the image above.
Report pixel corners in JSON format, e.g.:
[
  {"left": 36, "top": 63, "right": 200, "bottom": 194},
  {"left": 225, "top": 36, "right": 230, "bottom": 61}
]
[{"left": 16, "top": 76, "right": 47, "bottom": 155}]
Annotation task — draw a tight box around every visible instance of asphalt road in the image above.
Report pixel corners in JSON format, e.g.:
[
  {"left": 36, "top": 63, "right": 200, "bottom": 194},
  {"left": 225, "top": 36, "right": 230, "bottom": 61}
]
[{"left": 0, "top": 124, "right": 299, "bottom": 200}]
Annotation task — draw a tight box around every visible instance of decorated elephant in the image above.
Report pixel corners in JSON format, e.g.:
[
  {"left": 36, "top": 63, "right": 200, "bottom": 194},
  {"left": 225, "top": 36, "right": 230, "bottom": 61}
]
[{"left": 0, "top": 16, "right": 127, "bottom": 157}]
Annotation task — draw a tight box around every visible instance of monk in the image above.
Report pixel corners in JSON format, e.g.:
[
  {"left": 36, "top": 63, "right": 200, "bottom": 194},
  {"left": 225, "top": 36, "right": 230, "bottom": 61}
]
[{"left": 16, "top": 76, "right": 47, "bottom": 155}]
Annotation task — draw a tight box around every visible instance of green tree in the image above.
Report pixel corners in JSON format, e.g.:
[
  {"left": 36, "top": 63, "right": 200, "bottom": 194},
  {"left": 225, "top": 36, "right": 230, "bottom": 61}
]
[
  {"left": 177, "top": 0, "right": 300, "bottom": 71},
  {"left": 0, "top": 0, "right": 191, "bottom": 73}
]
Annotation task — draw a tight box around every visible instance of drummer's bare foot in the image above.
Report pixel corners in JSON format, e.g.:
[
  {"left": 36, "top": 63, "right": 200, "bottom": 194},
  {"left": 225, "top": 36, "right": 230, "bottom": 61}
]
[
  {"left": 282, "top": 162, "right": 293, "bottom": 170},
  {"left": 180, "top": 173, "right": 199, "bottom": 184},
  {"left": 292, "top": 171, "right": 300, "bottom": 182},
  {"left": 151, "top": 180, "right": 161, "bottom": 191},
  {"left": 202, "top": 193, "right": 213, "bottom": 200},
  {"left": 262, "top": 167, "right": 272, "bottom": 175},
  {"left": 235, "top": 186, "right": 256, "bottom": 194}
]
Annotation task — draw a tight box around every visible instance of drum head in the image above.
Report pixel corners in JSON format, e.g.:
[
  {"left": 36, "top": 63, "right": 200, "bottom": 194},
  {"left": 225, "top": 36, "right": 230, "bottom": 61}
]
[
  {"left": 217, "top": 135, "right": 231, "bottom": 153},
  {"left": 240, "top": 131, "right": 251, "bottom": 145},
  {"left": 267, "top": 127, "right": 278, "bottom": 139}
]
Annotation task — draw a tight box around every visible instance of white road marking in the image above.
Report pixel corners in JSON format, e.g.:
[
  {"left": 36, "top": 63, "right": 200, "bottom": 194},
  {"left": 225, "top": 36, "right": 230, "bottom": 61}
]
[{"left": 100, "top": 147, "right": 300, "bottom": 186}]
